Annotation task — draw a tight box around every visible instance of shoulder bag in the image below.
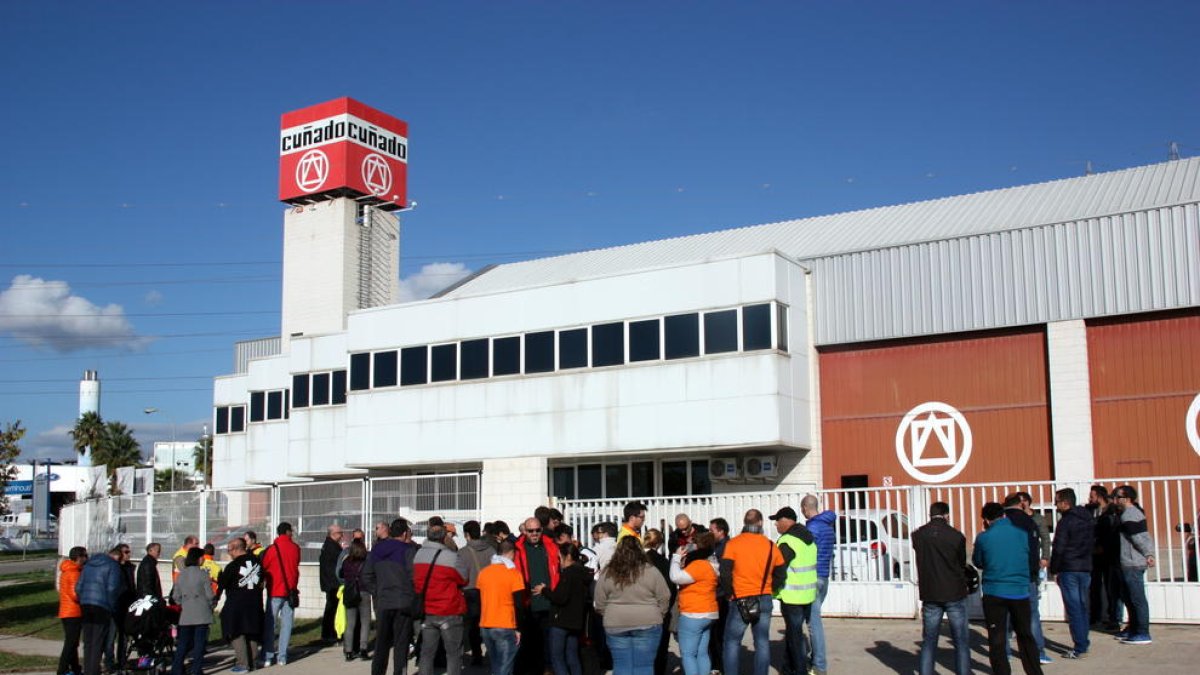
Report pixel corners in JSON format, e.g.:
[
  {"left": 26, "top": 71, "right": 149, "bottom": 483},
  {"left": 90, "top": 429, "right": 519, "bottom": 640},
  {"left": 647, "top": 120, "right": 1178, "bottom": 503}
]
[{"left": 734, "top": 537, "right": 774, "bottom": 624}]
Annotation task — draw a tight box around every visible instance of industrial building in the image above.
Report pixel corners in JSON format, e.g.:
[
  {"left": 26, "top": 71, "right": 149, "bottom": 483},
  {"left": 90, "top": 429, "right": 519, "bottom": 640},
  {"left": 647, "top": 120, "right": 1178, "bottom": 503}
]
[{"left": 208, "top": 98, "right": 1200, "bottom": 535}]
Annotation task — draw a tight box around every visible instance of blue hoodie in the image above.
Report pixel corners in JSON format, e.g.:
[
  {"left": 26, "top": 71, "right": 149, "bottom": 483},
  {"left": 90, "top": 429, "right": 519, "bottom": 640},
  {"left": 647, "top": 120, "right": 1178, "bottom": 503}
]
[
  {"left": 806, "top": 510, "right": 837, "bottom": 579},
  {"left": 972, "top": 518, "right": 1031, "bottom": 599},
  {"left": 76, "top": 553, "right": 124, "bottom": 612}
]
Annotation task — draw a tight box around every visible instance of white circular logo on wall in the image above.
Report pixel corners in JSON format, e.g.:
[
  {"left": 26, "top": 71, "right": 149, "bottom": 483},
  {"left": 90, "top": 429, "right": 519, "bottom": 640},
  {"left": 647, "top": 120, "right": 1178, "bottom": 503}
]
[
  {"left": 295, "top": 149, "right": 329, "bottom": 193},
  {"left": 895, "top": 401, "right": 973, "bottom": 484},
  {"left": 1186, "top": 392, "right": 1200, "bottom": 457},
  {"left": 361, "top": 153, "right": 392, "bottom": 196}
]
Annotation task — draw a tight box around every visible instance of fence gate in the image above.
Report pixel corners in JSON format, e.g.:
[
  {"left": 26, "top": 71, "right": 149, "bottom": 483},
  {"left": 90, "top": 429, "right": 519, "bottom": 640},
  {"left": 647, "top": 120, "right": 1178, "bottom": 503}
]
[{"left": 370, "top": 472, "right": 481, "bottom": 540}]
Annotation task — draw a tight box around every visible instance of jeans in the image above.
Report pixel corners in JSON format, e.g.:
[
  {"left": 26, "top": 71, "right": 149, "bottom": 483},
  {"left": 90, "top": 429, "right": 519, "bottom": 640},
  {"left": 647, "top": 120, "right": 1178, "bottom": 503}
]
[
  {"left": 344, "top": 594, "right": 372, "bottom": 654},
  {"left": 80, "top": 605, "right": 110, "bottom": 675},
  {"left": 548, "top": 626, "right": 582, "bottom": 675},
  {"left": 676, "top": 616, "right": 713, "bottom": 675},
  {"left": 607, "top": 626, "right": 661, "bottom": 675},
  {"left": 1057, "top": 571, "right": 1091, "bottom": 652},
  {"left": 982, "top": 595, "right": 1042, "bottom": 675},
  {"left": 59, "top": 617, "right": 82, "bottom": 675},
  {"left": 420, "top": 614, "right": 463, "bottom": 675},
  {"left": 170, "top": 625, "right": 209, "bottom": 675},
  {"left": 481, "top": 628, "right": 518, "bottom": 675},
  {"left": 1120, "top": 567, "right": 1150, "bottom": 637},
  {"left": 809, "top": 577, "right": 828, "bottom": 672},
  {"left": 919, "top": 598, "right": 970, "bottom": 675},
  {"left": 722, "top": 595, "right": 773, "bottom": 675},
  {"left": 780, "top": 602, "right": 812, "bottom": 675},
  {"left": 263, "top": 597, "right": 294, "bottom": 664},
  {"left": 1006, "top": 582, "right": 1046, "bottom": 658},
  {"left": 372, "top": 609, "right": 414, "bottom": 675}
]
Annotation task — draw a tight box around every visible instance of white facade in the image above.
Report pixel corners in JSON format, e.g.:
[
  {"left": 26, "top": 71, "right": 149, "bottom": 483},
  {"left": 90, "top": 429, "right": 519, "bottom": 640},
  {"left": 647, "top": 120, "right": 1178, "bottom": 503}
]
[{"left": 152, "top": 441, "right": 199, "bottom": 477}]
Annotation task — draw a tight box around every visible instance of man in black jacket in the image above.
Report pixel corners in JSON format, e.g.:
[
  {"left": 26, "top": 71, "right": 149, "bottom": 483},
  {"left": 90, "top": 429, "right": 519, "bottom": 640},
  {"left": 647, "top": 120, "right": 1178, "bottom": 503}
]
[
  {"left": 135, "top": 543, "right": 163, "bottom": 600},
  {"left": 319, "top": 524, "right": 346, "bottom": 644},
  {"left": 1087, "top": 486, "right": 1123, "bottom": 629},
  {"left": 1051, "top": 488, "right": 1094, "bottom": 658},
  {"left": 913, "top": 502, "right": 970, "bottom": 675},
  {"left": 362, "top": 519, "right": 418, "bottom": 675}
]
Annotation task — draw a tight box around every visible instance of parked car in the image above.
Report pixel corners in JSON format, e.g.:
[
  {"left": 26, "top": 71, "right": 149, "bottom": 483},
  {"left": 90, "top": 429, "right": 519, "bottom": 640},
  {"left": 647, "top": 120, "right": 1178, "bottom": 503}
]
[{"left": 831, "top": 509, "right": 911, "bottom": 582}]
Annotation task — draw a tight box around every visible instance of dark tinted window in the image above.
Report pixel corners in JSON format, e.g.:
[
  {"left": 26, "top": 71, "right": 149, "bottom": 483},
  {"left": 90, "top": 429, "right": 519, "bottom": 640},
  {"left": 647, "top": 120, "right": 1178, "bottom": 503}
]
[
  {"left": 605, "top": 464, "right": 629, "bottom": 499},
  {"left": 776, "top": 304, "right": 789, "bottom": 351},
  {"left": 552, "top": 467, "right": 575, "bottom": 500},
  {"left": 431, "top": 344, "right": 458, "bottom": 382},
  {"left": 577, "top": 464, "right": 602, "bottom": 499},
  {"left": 349, "top": 353, "right": 370, "bottom": 391},
  {"left": 558, "top": 328, "right": 588, "bottom": 369},
  {"left": 631, "top": 461, "right": 654, "bottom": 497},
  {"left": 284, "top": 390, "right": 290, "bottom": 419},
  {"left": 524, "top": 331, "right": 555, "bottom": 374},
  {"left": 704, "top": 309, "right": 738, "bottom": 354},
  {"left": 664, "top": 313, "right": 700, "bottom": 360},
  {"left": 629, "top": 319, "right": 660, "bottom": 362},
  {"left": 401, "top": 346, "right": 428, "bottom": 386},
  {"left": 493, "top": 336, "right": 520, "bottom": 376},
  {"left": 331, "top": 370, "right": 347, "bottom": 405},
  {"left": 215, "top": 407, "right": 230, "bottom": 434},
  {"left": 691, "top": 460, "right": 712, "bottom": 495},
  {"left": 591, "top": 322, "right": 624, "bottom": 367},
  {"left": 460, "top": 339, "right": 489, "bottom": 380},
  {"left": 266, "top": 391, "right": 283, "bottom": 420},
  {"left": 742, "top": 303, "right": 772, "bottom": 351},
  {"left": 291, "top": 374, "right": 309, "bottom": 408},
  {"left": 373, "top": 351, "right": 398, "bottom": 388},
  {"left": 230, "top": 406, "right": 245, "bottom": 432},
  {"left": 662, "top": 460, "right": 689, "bottom": 496},
  {"left": 312, "top": 372, "right": 331, "bottom": 406},
  {"left": 249, "top": 392, "right": 265, "bottom": 422}
]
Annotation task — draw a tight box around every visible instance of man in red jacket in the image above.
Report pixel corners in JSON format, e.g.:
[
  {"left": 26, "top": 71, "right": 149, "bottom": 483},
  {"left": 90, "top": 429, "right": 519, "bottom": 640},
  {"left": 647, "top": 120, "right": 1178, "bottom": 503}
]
[
  {"left": 514, "top": 516, "right": 560, "bottom": 675},
  {"left": 413, "top": 523, "right": 469, "bottom": 675},
  {"left": 260, "top": 522, "right": 301, "bottom": 667}
]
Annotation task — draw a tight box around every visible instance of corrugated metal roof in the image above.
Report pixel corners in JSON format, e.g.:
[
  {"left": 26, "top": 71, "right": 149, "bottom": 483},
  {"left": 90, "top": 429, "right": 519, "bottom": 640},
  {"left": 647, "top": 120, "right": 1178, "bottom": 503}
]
[{"left": 442, "top": 158, "right": 1200, "bottom": 299}]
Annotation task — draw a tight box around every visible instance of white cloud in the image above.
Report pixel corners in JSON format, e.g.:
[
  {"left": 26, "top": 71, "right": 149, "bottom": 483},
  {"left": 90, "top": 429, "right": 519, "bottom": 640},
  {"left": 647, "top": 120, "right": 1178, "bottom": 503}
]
[
  {"left": 0, "top": 275, "right": 148, "bottom": 352},
  {"left": 396, "top": 263, "right": 473, "bottom": 303},
  {"left": 26, "top": 424, "right": 77, "bottom": 461},
  {"left": 143, "top": 290, "right": 164, "bottom": 306}
]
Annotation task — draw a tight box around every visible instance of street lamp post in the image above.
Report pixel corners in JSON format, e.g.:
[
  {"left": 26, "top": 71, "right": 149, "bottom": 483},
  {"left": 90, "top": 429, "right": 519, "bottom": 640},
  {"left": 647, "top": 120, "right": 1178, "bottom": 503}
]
[{"left": 143, "top": 407, "right": 176, "bottom": 492}]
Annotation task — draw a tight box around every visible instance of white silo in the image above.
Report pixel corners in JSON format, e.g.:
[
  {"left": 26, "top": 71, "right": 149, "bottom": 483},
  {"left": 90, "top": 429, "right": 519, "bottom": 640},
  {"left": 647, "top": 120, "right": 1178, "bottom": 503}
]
[{"left": 78, "top": 370, "right": 100, "bottom": 467}]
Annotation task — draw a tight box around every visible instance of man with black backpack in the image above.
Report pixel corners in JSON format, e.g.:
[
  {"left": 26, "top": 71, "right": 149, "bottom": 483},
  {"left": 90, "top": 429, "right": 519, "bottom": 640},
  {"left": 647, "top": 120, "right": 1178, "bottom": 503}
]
[{"left": 913, "top": 502, "right": 972, "bottom": 675}]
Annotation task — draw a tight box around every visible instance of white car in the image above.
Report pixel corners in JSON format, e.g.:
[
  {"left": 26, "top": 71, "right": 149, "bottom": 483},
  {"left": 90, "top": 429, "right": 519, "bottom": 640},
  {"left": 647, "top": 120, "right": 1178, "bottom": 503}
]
[{"left": 830, "top": 509, "right": 911, "bottom": 582}]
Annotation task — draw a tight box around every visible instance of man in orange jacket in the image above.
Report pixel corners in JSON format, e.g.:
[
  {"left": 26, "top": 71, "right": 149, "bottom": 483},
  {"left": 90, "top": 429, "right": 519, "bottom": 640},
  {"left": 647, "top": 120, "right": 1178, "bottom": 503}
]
[{"left": 58, "top": 546, "right": 87, "bottom": 675}]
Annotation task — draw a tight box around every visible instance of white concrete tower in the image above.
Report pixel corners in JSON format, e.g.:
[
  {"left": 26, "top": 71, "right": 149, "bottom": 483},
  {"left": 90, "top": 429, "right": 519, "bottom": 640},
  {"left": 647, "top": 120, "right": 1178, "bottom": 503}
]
[{"left": 77, "top": 369, "right": 100, "bottom": 467}]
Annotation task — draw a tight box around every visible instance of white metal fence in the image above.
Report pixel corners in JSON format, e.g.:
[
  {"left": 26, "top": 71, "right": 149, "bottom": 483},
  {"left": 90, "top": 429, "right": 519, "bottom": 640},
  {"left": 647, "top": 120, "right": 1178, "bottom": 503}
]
[{"left": 59, "top": 473, "right": 480, "bottom": 565}]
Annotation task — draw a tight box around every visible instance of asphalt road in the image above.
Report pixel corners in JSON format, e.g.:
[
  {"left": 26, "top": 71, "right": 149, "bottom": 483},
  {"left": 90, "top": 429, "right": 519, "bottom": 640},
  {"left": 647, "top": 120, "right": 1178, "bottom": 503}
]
[{"left": 0, "top": 554, "right": 57, "bottom": 577}]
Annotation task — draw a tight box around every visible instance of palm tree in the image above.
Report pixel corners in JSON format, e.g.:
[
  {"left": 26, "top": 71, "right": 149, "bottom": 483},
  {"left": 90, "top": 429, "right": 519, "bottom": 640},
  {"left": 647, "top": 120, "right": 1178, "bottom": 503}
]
[
  {"left": 69, "top": 411, "right": 105, "bottom": 459},
  {"left": 193, "top": 435, "right": 213, "bottom": 488},
  {"left": 92, "top": 421, "right": 143, "bottom": 478},
  {"left": 155, "top": 468, "right": 194, "bottom": 493}
]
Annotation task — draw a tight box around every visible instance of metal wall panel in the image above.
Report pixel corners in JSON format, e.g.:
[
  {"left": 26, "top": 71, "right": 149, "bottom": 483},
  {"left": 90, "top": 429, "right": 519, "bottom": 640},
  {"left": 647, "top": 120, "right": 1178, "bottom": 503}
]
[
  {"left": 810, "top": 202, "right": 1200, "bottom": 345},
  {"left": 819, "top": 328, "right": 1052, "bottom": 487},
  {"left": 234, "top": 336, "right": 282, "bottom": 374},
  {"left": 1087, "top": 310, "right": 1200, "bottom": 477}
]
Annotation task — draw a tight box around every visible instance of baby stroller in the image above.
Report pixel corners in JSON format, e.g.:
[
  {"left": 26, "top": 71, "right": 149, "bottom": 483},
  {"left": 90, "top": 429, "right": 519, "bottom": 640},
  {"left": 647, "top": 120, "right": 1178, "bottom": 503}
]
[{"left": 124, "top": 595, "right": 180, "bottom": 675}]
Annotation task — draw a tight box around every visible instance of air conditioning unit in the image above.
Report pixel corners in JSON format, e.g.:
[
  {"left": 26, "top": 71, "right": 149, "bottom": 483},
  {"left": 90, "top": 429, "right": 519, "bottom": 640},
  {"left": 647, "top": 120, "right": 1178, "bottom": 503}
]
[
  {"left": 744, "top": 455, "right": 778, "bottom": 478},
  {"left": 709, "top": 457, "right": 740, "bottom": 481}
]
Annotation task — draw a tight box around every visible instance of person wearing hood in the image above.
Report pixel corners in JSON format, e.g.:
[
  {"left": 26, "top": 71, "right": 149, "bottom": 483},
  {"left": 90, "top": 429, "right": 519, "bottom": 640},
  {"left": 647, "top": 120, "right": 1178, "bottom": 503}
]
[
  {"left": 1051, "top": 488, "right": 1095, "bottom": 658},
  {"left": 770, "top": 507, "right": 818, "bottom": 675},
  {"left": 361, "top": 518, "right": 418, "bottom": 675},
  {"left": 460, "top": 520, "right": 496, "bottom": 667},
  {"left": 58, "top": 546, "right": 87, "bottom": 675},
  {"left": 76, "top": 544, "right": 124, "bottom": 675},
  {"left": 800, "top": 495, "right": 836, "bottom": 675}
]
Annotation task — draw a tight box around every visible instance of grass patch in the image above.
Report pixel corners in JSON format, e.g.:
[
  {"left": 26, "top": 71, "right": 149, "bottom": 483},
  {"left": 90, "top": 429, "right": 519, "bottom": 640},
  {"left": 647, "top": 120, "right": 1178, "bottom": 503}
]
[
  {"left": 0, "top": 550, "right": 56, "bottom": 562},
  {"left": 0, "top": 576, "right": 62, "bottom": 641},
  {"left": 0, "top": 651, "right": 59, "bottom": 673},
  {"left": 0, "top": 569, "right": 54, "bottom": 584}
]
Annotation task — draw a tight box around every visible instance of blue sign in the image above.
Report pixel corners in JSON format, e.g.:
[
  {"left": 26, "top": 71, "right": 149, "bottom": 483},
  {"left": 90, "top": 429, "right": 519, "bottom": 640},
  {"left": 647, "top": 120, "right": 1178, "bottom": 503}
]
[
  {"left": 34, "top": 473, "right": 60, "bottom": 484},
  {"left": 4, "top": 480, "right": 33, "bottom": 496}
]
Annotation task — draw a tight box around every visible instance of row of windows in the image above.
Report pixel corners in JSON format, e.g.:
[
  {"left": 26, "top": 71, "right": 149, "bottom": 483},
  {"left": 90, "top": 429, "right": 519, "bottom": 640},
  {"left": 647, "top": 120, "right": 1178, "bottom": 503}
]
[
  {"left": 214, "top": 405, "right": 247, "bottom": 435},
  {"left": 349, "top": 303, "right": 787, "bottom": 391},
  {"left": 292, "top": 369, "right": 348, "bottom": 409},
  {"left": 551, "top": 458, "right": 714, "bottom": 500},
  {"left": 249, "top": 389, "right": 290, "bottom": 423}
]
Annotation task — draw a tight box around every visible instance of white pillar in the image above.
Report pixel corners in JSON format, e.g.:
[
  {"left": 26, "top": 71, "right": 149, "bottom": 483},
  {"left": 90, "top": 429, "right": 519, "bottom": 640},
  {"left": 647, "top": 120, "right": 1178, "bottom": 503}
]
[
  {"left": 1047, "top": 320, "right": 1096, "bottom": 481},
  {"left": 481, "top": 456, "right": 549, "bottom": 529}
]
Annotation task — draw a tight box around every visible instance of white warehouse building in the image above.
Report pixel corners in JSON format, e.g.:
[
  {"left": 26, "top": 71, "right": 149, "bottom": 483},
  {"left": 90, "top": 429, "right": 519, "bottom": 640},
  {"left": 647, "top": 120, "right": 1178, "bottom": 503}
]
[{"left": 211, "top": 155, "right": 1200, "bottom": 537}]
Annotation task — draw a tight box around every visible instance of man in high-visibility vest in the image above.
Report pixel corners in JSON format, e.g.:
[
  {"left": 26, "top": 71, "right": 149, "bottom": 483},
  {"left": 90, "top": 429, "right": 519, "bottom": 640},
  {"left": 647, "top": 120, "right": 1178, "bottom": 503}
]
[{"left": 770, "top": 506, "right": 818, "bottom": 675}]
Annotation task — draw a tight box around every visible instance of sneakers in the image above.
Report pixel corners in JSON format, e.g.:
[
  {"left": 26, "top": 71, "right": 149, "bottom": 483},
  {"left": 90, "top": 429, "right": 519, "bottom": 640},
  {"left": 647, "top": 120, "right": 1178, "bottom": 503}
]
[
  {"left": 1113, "top": 630, "right": 1130, "bottom": 640},
  {"left": 1063, "top": 650, "right": 1087, "bottom": 659},
  {"left": 344, "top": 653, "right": 355, "bottom": 662},
  {"left": 1040, "top": 654, "right": 1054, "bottom": 664},
  {"left": 1121, "top": 634, "right": 1152, "bottom": 645},
  {"left": 231, "top": 667, "right": 249, "bottom": 673}
]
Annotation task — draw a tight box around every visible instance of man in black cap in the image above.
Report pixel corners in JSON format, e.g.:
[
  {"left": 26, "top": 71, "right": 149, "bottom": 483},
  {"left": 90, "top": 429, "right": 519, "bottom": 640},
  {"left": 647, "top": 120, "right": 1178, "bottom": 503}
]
[{"left": 769, "top": 507, "right": 818, "bottom": 675}]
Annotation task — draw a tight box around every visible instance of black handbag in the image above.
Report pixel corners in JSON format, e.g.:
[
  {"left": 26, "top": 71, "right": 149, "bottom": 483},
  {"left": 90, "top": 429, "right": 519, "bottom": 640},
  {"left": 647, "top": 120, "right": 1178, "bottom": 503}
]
[
  {"left": 734, "top": 538, "right": 775, "bottom": 624},
  {"left": 407, "top": 549, "right": 442, "bottom": 620}
]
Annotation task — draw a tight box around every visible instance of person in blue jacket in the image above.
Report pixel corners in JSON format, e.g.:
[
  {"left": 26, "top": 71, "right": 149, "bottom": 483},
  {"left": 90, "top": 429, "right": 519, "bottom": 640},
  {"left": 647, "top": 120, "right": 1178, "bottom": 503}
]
[
  {"left": 800, "top": 495, "right": 837, "bottom": 675},
  {"left": 76, "top": 545, "right": 125, "bottom": 675},
  {"left": 972, "top": 503, "right": 1043, "bottom": 675}
]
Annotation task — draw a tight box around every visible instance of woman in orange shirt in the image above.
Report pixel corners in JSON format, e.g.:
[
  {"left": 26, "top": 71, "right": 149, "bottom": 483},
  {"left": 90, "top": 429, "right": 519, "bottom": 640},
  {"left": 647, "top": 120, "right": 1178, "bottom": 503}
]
[
  {"left": 58, "top": 546, "right": 88, "bottom": 675},
  {"left": 669, "top": 532, "right": 719, "bottom": 675}
]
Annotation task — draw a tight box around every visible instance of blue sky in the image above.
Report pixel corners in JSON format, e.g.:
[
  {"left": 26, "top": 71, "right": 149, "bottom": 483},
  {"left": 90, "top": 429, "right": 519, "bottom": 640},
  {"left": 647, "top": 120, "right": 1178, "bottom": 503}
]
[{"left": 1, "top": 1, "right": 1196, "bottom": 461}]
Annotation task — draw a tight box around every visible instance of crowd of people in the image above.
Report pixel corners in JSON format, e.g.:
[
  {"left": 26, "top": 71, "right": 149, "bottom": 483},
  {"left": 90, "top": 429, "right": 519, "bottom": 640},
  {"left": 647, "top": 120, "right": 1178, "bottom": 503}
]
[{"left": 54, "top": 485, "right": 1157, "bottom": 675}]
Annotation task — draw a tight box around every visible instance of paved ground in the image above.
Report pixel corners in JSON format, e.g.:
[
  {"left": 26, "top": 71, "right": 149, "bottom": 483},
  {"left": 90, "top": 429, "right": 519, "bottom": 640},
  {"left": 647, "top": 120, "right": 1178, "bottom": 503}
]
[
  {"left": 5, "top": 618, "right": 1200, "bottom": 674},
  {"left": 0, "top": 556, "right": 57, "bottom": 577}
]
